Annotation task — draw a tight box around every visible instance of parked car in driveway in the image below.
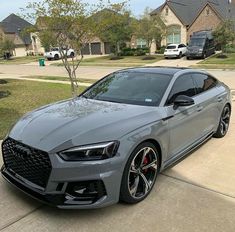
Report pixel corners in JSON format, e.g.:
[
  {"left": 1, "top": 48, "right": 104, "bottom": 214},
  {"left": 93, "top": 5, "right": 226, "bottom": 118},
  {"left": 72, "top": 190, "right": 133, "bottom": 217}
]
[
  {"left": 45, "top": 47, "right": 75, "bottom": 60},
  {"left": 1, "top": 67, "right": 232, "bottom": 209},
  {"left": 187, "top": 30, "right": 215, "bottom": 59},
  {"left": 164, "top": 44, "right": 187, "bottom": 59}
]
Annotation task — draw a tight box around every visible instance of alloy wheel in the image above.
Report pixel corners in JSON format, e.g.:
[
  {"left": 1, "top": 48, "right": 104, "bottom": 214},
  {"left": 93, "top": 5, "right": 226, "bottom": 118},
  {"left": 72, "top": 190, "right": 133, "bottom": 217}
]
[
  {"left": 220, "top": 106, "right": 230, "bottom": 136},
  {"left": 128, "top": 147, "right": 158, "bottom": 199}
]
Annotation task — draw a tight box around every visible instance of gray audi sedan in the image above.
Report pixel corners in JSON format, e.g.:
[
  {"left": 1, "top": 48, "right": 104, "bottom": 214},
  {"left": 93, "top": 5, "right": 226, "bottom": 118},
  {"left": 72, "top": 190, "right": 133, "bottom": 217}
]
[{"left": 1, "top": 67, "right": 231, "bottom": 209}]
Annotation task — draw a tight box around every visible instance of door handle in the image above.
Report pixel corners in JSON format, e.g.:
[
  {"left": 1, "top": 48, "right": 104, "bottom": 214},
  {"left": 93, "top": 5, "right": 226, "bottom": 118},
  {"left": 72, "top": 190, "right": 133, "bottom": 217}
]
[
  {"left": 197, "top": 106, "right": 203, "bottom": 112},
  {"left": 217, "top": 97, "right": 223, "bottom": 102}
]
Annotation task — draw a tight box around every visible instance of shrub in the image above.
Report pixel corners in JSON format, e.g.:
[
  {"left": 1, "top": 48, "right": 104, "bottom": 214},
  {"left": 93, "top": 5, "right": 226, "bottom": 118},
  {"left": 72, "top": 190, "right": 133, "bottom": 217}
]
[
  {"left": 224, "top": 45, "right": 235, "bottom": 53},
  {"left": 0, "top": 80, "right": 8, "bottom": 84},
  {"left": 120, "top": 47, "right": 148, "bottom": 56},
  {"left": 142, "top": 56, "right": 156, "bottom": 60},
  {"left": 216, "top": 54, "right": 228, "bottom": 59},
  {"left": 110, "top": 56, "right": 124, "bottom": 60},
  {"left": 156, "top": 46, "right": 166, "bottom": 54},
  {"left": 0, "top": 90, "right": 11, "bottom": 99}
]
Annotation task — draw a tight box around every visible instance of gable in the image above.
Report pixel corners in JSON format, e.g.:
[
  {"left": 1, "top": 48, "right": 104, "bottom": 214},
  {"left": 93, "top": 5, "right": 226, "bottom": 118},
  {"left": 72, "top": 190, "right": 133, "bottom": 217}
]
[
  {"left": 160, "top": 4, "right": 184, "bottom": 26},
  {"left": 152, "top": 0, "right": 235, "bottom": 26}
]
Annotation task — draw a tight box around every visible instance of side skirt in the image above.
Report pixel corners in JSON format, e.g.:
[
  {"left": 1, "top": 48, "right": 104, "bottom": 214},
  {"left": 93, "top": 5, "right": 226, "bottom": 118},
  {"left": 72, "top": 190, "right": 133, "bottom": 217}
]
[{"left": 163, "top": 131, "right": 214, "bottom": 170}]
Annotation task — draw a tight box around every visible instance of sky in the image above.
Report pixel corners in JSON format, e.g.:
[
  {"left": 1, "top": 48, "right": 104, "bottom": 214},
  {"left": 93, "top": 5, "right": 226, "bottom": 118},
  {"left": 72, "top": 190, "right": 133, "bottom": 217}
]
[{"left": 0, "top": 0, "right": 164, "bottom": 21}]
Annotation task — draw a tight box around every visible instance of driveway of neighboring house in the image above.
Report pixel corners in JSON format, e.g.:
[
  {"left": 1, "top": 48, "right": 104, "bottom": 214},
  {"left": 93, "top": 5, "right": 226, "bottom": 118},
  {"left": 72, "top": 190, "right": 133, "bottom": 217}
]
[{"left": 145, "top": 56, "right": 201, "bottom": 67}]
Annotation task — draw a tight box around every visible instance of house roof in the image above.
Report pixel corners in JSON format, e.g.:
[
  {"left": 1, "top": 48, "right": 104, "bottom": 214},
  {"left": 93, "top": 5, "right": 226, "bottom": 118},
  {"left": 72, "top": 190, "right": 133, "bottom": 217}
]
[
  {"left": 151, "top": 0, "right": 235, "bottom": 26},
  {"left": 0, "top": 14, "right": 32, "bottom": 45}
]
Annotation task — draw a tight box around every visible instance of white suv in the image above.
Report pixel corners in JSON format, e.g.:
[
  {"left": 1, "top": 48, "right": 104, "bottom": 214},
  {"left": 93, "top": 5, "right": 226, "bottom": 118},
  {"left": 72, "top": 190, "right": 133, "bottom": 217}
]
[
  {"left": 164, "top": 44, "right": 187, "bottom": 59},
  {"left": 45, "top": 47, "right": 75, "bottom": 60}
]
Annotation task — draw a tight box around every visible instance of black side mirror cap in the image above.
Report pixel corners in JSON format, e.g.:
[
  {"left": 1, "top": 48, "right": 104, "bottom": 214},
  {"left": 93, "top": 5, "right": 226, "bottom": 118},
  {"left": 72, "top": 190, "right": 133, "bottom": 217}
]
[{"left": 173, "top": 95, "right": 195, "bottom": 108}]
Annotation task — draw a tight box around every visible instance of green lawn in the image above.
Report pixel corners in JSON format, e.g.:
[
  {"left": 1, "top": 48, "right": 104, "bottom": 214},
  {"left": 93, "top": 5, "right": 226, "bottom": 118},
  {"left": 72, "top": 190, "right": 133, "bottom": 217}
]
[
  {"left": 53, "top": 55, "right": 163, "bottom": 67},
  {"left": 0, "top": 56, "right": 43, "bottom": 65},
  {"left": 0, "top": 79, "right": 86, "bottom": 139},
  {"left": 194, "top": 53, "right": 235, "bottom": 69},
  {"left": 21, "top": 75, "right": 96, "bottom": 84}
]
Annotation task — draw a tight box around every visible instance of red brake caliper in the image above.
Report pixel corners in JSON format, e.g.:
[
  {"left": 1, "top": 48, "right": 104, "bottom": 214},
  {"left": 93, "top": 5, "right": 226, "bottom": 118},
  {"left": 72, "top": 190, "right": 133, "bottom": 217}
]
[{"left": 143, "top": 156, "right": 149, "bottom": 173}]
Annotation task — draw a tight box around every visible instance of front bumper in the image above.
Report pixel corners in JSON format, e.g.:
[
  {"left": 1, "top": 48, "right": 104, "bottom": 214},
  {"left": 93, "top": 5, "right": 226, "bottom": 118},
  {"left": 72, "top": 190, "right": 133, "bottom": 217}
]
[
  {"left": 186, "top": 52, "right": 203, "bottom": 58},
  {"left": 1, "top": 152, "right": 123, "bottom": 209}
]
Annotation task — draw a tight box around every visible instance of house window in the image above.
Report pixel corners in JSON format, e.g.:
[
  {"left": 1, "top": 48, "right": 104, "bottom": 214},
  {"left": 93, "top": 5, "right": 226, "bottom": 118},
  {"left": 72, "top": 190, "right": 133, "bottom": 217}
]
[
  {"left": 167, "top": 25, "right": 181, "bottom": 44},
  {"left": 136, "top": 38, "right": 147, "bottom": 48},
  {"left": 206, "top": 8, "right": 210, "bottom": 16},
  {"left": 165, "top": 7, "right": 169, "bottom": 16}
]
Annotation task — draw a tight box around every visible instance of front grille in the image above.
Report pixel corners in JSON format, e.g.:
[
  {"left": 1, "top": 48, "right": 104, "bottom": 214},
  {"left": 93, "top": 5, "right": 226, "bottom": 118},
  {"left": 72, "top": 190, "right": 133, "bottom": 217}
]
[{"left": 2, "top": 138, "right": 52, "bottom": 188}]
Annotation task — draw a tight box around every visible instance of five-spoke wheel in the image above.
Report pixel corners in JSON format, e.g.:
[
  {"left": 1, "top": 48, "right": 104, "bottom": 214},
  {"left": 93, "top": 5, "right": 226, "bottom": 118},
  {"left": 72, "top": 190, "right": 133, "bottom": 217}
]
[
  {"left": 120, "top": 142, "right": 159, "bottom": 203},
  {"left": 214, "top": 105, "right": 231, "bottom": 138}
]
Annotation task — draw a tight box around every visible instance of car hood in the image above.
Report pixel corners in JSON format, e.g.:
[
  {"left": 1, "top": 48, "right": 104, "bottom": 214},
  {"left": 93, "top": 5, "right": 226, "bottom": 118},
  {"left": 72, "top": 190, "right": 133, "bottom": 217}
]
[{"left": 9, "top": 98, "right": 164, "bottom": 152}]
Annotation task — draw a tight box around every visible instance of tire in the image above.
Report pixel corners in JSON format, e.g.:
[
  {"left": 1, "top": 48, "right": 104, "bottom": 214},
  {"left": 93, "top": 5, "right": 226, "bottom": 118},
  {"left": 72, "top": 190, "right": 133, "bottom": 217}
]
[
  {"left": 47, "top": 58, "right": 52, "bottom": 61},
  {"left": 203, "top": 52, "right": 207, "bottom": 59},
  {"left": 120, "top": 142, "right": 160, "bottom": 204},
  {"left": 187, "top": 56, "right": 191, "bottom": 60},
  {"left": 213, "top": 105, "right": 231, "bottom": 138},
  {"left": 178, "top": 52, "right": 182, "bottom": 58},
  {"left": 54, "top": 54, "right": 59, "bottom": 60},
  {"left": 70, "top": 52, "right": 75, "bottom": 58}
]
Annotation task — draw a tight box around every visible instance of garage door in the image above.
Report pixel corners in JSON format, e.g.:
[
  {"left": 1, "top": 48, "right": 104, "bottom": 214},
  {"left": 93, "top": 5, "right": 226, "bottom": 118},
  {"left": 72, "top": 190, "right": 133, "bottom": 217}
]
[
  {"left": 81, "top": 44, "right": 90, "bottom": 55},
  {"left": 91, "top": 43, "right": 101, "bottom": 55}
]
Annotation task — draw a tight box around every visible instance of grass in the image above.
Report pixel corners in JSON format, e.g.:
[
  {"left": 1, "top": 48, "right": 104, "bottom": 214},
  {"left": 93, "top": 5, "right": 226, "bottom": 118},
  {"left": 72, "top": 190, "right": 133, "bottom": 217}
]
[
  {"left": 0, "top": 79, "right": 86, "bottom": 139},
  {"left": 53, "top": 55, "right": 164, "bottom": 67},
  {"left": 21, "top": 75, "right": 96, "bottom": 84},
  {"left": 0, "top": 56, "right": 43, "bottom": 65},
  {"left": 194, "top": 53, "right": 235, "bottom": 69}
]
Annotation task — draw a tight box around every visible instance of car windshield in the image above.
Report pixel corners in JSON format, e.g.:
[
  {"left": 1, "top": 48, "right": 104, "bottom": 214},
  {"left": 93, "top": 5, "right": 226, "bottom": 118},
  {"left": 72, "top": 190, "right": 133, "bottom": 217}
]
[
  {"left": 167, "top": 45, "right": 177, "bottom": 49},
  {"left": 189, "top": 38, "right": 205, "bottom": 47},
  {"left": 82, "top": 72, "right": 172, "bottom": 106},
  {"left": 51, "top": 48, "right": 59, "bottom": 51}
]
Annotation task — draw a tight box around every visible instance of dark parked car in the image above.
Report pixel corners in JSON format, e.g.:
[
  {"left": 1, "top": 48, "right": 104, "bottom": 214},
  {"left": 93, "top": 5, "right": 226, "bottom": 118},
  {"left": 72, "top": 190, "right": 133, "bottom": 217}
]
[{"left": 1, "top": 67, "right": 231, "bottom": 209}]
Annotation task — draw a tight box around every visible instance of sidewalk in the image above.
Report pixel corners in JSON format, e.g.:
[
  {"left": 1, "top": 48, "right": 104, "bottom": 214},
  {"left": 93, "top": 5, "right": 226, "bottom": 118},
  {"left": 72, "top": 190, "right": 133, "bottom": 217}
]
[{"left": 0, "top": 74, "right": 91, "bottom": 87}]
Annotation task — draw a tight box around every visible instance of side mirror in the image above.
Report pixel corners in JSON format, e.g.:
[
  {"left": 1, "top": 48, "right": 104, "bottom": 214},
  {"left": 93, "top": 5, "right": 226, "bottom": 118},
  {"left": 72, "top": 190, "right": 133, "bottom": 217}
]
[{"left": 174, "top": 95, "right": 195, "bottom": 108}]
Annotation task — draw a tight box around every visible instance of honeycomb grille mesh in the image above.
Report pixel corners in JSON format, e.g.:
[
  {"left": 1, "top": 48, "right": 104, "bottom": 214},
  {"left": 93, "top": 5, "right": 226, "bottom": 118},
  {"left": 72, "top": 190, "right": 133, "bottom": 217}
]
[{"left": 2, "top": 138, "right": 52, "bottom": 188}]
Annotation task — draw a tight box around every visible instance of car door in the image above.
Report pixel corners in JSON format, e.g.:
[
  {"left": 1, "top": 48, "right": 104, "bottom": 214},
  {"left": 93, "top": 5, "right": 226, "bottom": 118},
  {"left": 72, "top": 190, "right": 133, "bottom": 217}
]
[
  {"left": 179, "top": 44, "right": 187, "bottom": 55},
  {"left": 191, "top": 73, "right": 221, "bottom": 135},
  {"left": 164, "top": 74, "right": 202, "bottom": 160}
]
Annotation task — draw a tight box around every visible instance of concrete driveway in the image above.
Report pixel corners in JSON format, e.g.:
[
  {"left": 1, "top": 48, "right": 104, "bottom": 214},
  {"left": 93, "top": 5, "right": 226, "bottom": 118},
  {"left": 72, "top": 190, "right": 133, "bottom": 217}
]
[
  {"left": 146, "top": 56, "right": 201, "bottom": 67},
  {"left": 0, "top": 107, "right": 235, "bottom": 232}
]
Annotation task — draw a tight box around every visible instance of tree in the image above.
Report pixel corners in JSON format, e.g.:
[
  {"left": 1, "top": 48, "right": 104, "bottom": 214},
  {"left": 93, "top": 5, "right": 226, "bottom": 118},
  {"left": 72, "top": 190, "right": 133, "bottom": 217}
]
[
  {"left": 136, "top": 8, "right": 166, "bottom": 54},
  {"left": 24, "top": 0, "right": 126, "bottom": 97},
  {"left": 95, "top": 2, "right": 133, "bottom": 56},
  {"left": 0, "top": 38, "right": 15, "bottom": 59},
  {"left": 213, "top": 20, "right": 235, "bottom": 53}
]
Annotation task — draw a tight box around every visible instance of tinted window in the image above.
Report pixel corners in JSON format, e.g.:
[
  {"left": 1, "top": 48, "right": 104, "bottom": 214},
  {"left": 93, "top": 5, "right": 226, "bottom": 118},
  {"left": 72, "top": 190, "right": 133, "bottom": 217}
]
[
  {"left": 192, "top": 74, "right": 217, "bottom": 94},
  {"left": 167, "top": 45, "right": 176, "bottom": 49},
  {"left": 83, "top": 72, "right": 172, "bottom": 106},
  {"left": 167, "top": 74, "right": 196, "bottom": 105},
  {"left": 189, "top": 38, "right": 205, "bottom": 47}
]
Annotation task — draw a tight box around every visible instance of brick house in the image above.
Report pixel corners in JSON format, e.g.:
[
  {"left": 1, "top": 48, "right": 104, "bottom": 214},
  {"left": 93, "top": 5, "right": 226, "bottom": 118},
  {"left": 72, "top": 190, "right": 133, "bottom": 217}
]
[
  {"left": 151, "top": 0, "right": 235, "bottom": 48},
  {"left": 0, "top": 14, "right": 34, "bottom": 57}
]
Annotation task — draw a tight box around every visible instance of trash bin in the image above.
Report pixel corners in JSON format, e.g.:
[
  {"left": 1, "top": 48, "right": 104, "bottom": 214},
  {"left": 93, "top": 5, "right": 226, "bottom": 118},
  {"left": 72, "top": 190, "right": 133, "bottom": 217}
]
[{"left": 39, "top": 58, "right": 45, "bottom": 67}]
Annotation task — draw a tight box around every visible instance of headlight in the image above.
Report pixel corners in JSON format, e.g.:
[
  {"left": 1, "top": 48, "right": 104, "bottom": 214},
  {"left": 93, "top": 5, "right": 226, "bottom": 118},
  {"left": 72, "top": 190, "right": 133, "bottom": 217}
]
[{"left": 58, "top": 141, "right": 119, "bottom": 161}]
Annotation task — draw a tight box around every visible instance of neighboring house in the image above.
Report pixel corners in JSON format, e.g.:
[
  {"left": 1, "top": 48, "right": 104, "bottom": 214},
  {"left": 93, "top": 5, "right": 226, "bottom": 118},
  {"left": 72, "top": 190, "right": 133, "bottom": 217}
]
[
  {"left": 151, "top": 0, "right": 235, "bottom": 48},
  {"left": 0, "top": 14, "right": 34, "bottom": 57}
]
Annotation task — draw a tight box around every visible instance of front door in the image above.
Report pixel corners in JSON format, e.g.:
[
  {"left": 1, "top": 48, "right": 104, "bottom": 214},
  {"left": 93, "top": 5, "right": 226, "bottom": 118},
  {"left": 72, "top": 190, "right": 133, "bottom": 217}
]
[{"left": 165, "top": 74, "right": 201, "bottom": 160}]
